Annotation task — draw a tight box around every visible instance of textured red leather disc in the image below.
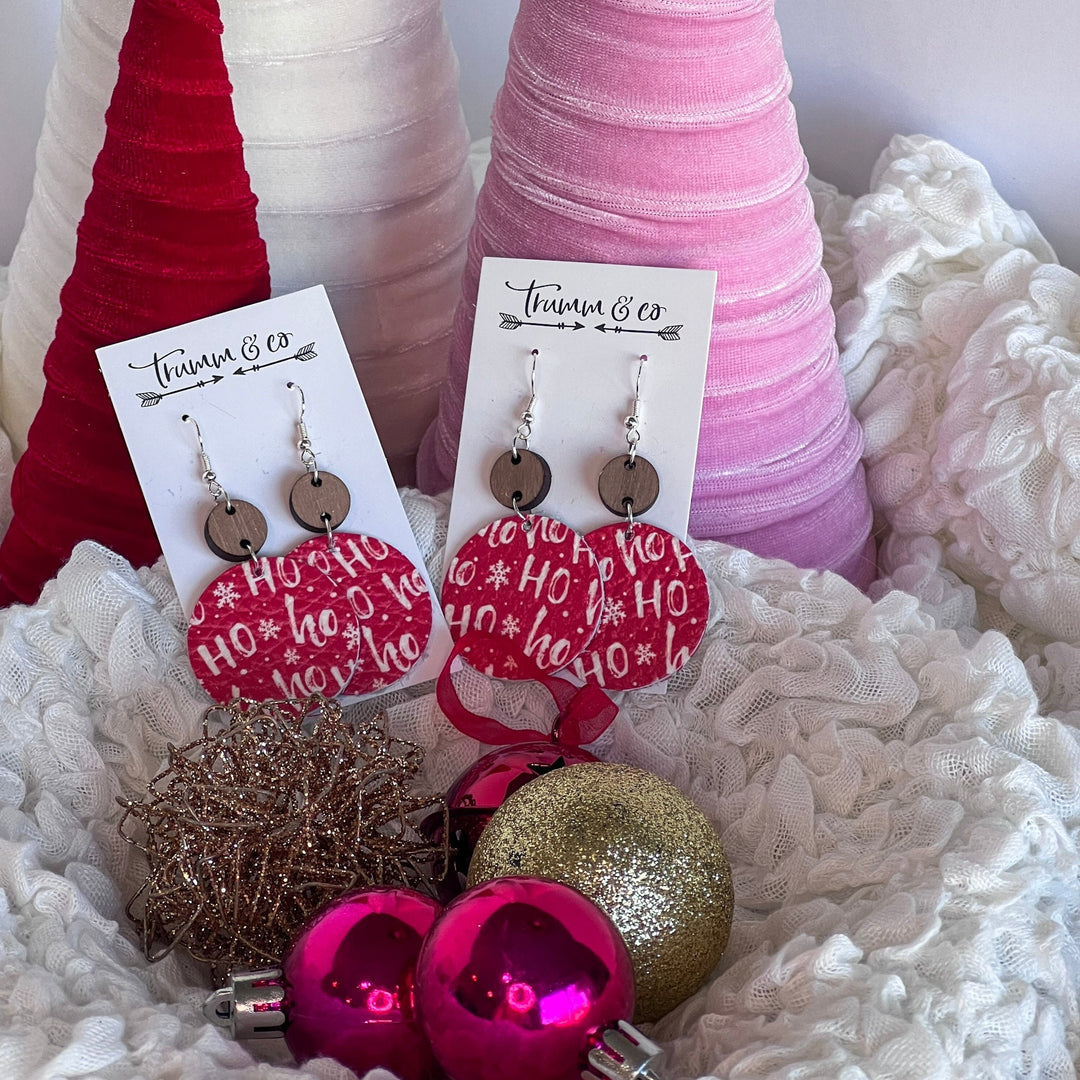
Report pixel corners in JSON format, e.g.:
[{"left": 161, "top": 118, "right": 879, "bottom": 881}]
[
  {"left": 291, "top": 533, "right": 434, "bottom": 697},
  {"left": 442, "top": 515, "right": 603, "bottom": 678},
  {"left": 571, "top": 522, "right": 709, "bottom": 690},
  {"left": 188, "top": 554, "right": 362, "bottom": 702}
]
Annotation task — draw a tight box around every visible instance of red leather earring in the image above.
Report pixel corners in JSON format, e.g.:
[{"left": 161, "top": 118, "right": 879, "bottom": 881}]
[
  {"left": 573, "top": 356, "right": 710, "bottom": 690},
  {"left": 282, "top": 383, "right": 434, "bottom": 697},
  {"left": 441, "top": 349, "right": 604, "bottom": 677},
  {"left": 183, "top": 413, "right": 362, "bottom": 702}
]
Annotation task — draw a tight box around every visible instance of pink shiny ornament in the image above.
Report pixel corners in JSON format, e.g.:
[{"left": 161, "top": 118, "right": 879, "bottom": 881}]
[
  {"left": 448, "top": 741, "right": 597, "bottom": 858},
  {"left": 416, "top": 877, "right": 635, "bottom": 1080},
  {"left": 282, "top": 887, "right": 442, "bottom": 1080}
]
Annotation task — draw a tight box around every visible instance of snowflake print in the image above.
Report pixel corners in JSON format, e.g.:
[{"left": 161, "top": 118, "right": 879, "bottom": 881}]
[
  {"left": 486, "top": 559, "right": 510, "bottom": 590},
  {"left": 602, "top": 599, "right": 626, "bottom": 628},
  {"left": 258, "top": 619, "right": 281, "bottom": 641},
  {"left": 213, "top": 580, "right": 240, "bottom": 609},
  {"left": 442, "top": 518, "right": 601, "bottom": 680},
  {"left": 343, "top": 622, "right": 363, "bottom": 650},
  {"left": 634, "top": 643, "right": 656, "bottom": 665},
  {"left": 284, "top": 647, "right": 301, "bottom": 666}
]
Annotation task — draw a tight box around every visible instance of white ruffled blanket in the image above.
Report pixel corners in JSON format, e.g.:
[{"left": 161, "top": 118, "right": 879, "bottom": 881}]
[{"left": 3, "top": 135, "right": 1080, "bottom": 1079}]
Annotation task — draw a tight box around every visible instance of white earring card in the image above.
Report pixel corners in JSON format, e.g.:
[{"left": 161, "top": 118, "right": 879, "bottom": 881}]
[
  {"left": 445, "top": 257, "right": 718, "bottom": 568},
  {"left": 97, "top": 285, "right": 451, "bottom": 698}
]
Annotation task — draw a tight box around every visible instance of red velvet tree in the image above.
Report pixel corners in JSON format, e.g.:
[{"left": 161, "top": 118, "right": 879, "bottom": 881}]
[{"left": 0, "top": 0, "right": 270, "bottom": 605}]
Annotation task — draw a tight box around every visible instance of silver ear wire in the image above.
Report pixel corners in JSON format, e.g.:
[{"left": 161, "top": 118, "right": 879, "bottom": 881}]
[
  {"left": 513, "top": 349, "right": 540, "bottom": 457},
  {"left": 182, "top": 414, "right": 233, "bottom": 510},
  {"left": 183, "top": 414, "right": 266, "bottom": 573},
  {"left": 625, "top": 354, "right": 647, "bottom": 463},
  {"left": 287, "top": 382, "right": 319, "bottom": 484}
]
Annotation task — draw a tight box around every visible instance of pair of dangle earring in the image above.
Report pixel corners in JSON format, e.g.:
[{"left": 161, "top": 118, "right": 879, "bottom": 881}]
[
  {"left": 441, "top": 349, "right": 604, "bottom": 678},
  {"left": 572, "top": 356, "right": 710, "bottom": 691},
  {"left": 441, "top": 352, "right": 708, "bottom": 691},
  {"left": 185, "top": 385, "right": 433, "bottom": 703}
]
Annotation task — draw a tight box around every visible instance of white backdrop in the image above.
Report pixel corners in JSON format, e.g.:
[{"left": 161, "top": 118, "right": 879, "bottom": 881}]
[
  {"left": 0, "top": 0, "right": 61, "bottom": 264},
  {"left": 2, "top": 0, "right": 1079, "bottom": 270}
]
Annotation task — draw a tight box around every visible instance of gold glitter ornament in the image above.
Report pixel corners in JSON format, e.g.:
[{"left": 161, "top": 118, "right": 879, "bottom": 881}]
[
  {"left": 118, "top": 694, "right": 448, "bottom": 976},
  {"left": 467, "top": 761, "right": 733, "bottom": 1022}
]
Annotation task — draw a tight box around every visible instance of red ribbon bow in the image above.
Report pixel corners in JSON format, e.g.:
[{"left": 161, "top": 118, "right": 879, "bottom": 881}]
[{"left": 436, "top": 632, "right": 619, "bottom": 747}]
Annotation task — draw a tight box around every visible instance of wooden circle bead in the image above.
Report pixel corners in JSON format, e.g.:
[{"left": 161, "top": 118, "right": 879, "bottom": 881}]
[
  {"left": 598, "top": 454, "right": 661, "bottom": 518},
  {"left": 489, "top": 449, "right": 551, "bottom": 512},
  {"left": 290, "top": 471, "right": 352, "bottom": 533},
  {"left": 204, "top": 500, "right": 268, "bottom": 563}
]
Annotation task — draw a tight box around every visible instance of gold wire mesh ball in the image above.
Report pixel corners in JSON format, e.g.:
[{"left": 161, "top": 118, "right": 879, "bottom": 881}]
[
  {"left": 118, "top": 694, "right": 448, "bottom": 976},
  {"left": 467, "top": 761, "right": 733, "bottom": 1022}
]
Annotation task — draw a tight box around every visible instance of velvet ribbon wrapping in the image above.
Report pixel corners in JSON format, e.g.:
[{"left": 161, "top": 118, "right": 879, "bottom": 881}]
[
  {"left": 0, "top": 0, "right": 473, "bottom": 486},
  {"left": 220, "top": 0, "right": 473, "bottom": 483},
  {"left": 0, "top": 0, "right": 270, "bottom": 605},
  {"left": 419, "top": 0, "right": 876, "bottom": 587}
]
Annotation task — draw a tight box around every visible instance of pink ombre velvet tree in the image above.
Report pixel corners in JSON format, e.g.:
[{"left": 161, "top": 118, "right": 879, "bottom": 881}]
[{"left": 419, "top": 0, "right": 875, "bottom": 586}]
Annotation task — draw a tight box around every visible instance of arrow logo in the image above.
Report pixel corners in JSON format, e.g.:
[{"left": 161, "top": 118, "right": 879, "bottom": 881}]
[
  {"left": 499, "top": 313, "right": 586, "bottom": 332},
  {"left": 233, "top": 342, "right": 318, "bottom": 376},
  {"left": 594, "top": 324, "right": 683, "bottom": 341},
  {"left": 136, "top": 374, "right": 224, "bottom": 407}
]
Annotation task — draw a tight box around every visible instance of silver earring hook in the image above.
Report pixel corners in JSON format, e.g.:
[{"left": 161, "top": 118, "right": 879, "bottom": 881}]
[
  {"left": 287, "top": 382, "right": 320, "bottom": 485},
  {"left": 512, "top": 349, "right": 540, "bottom": 458},
  {"left": 182, "top": 414, "right": 233, "bottom": 511},
  {"left": 625, "top": 354, "right": 647, "bottom": 463}
]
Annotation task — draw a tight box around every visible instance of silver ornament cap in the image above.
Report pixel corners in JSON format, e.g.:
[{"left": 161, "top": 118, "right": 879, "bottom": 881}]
[
  {"left": 203, "top": 967, "right": 287, "bottom": 1040},
  {"left": 584, "top": 1020, "right": 665, "bottom": 1080}
]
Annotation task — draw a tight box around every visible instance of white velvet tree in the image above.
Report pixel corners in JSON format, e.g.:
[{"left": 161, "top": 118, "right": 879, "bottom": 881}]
[{"left": 0, "top": 0, "right": 473, "bottom": 484}]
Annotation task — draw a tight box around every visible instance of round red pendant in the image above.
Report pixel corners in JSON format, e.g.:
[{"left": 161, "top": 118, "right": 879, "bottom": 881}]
[
  {"left": 571, "top": 522, "right": 709, "bottom": 690},
  {"left": 441, "top": 515, "right": 603, "bottom": 678},
  {"left": 290, "top": 534, "right": 434, "bottom": 697},
  {"left": 187, "top": 554, "right": 362, "bottom": 702}
]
